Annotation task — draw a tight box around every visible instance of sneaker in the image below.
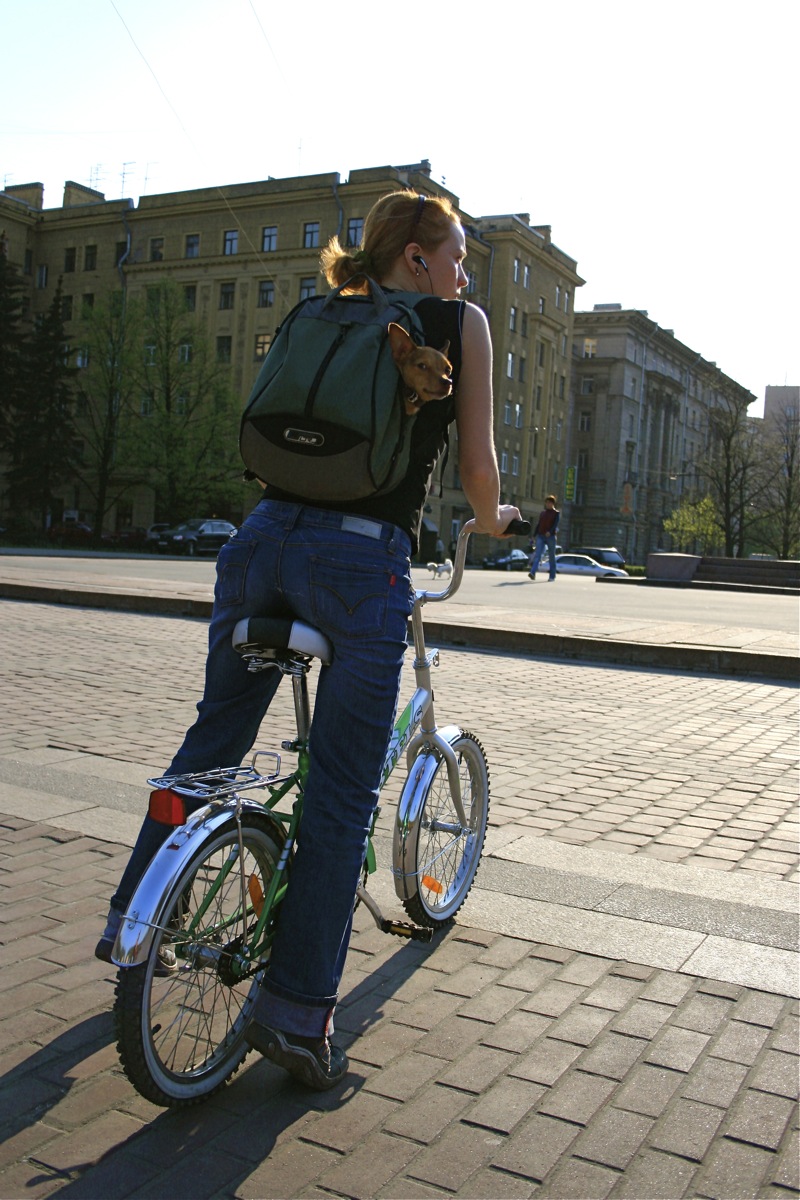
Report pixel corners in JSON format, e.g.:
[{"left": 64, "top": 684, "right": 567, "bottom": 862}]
[
  {"left": 245, "top": 1020, "right": 348, "bottom": 1091},
  {"left": 548, "top": 576, "right": 556, "bottom": 582},
  {"left": 528, "top": 572, "right": 536, "bottom": 580},
  {"left": 95, "top": 909, "right": 177, "bottom": 975}
]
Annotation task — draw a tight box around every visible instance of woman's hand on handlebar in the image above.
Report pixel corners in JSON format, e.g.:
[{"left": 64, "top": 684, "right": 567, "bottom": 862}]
[{"left": 475, "top": 505, "right": 524, "bottom": 538}]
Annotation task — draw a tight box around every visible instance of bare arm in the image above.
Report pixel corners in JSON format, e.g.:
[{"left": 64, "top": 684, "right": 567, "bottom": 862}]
[{"left": 455, "top": 304, "right": 521, "bottom": 536}]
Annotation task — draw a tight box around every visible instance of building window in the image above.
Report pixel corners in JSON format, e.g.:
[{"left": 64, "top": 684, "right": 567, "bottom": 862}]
[
  {"left": 506, "top": 352, "right": 514, "bottom": 379},
  {"left": 178, "top": 342, "right": 192, "bottom": 364},
  {"left": 185, "top": 234, "right": 200, "bottom": 259},
  {"left": 75, "top": 347, "right": 90, "bottom": 369},
  {"left": 561, "top": 333, "right": 567, "bottom": 356},
  {"left": 521, "top": 312, "right": 528, "bottom": 338},
  {"left": 140, "top": 394, "right": 153, "bottom": 416},
  {"left": 523, "top": 264, "right": 530, "bottom": 288},
  {"left": 500, "top": 450, "right": 509, "bottom": 473},
  {"left": 346, "top": 217, "right": 363, "bottom": 247},
  {"left": 115, "top": 241, "right": 128, "bottom": 266},
  {"left": 257, "top": 280, "right": 275, "bottom": 308},
  {"left": 255, "top": 333, "right": 272, "bottom": 359},
  {"left": 84, "top": 245, "right": 97, "bottom": 271},
  {"left": 149, "top": 237, "right": 164, "bottom": 262},
  {"left": 466, "top": 269, "right": 477, "bottom": 294},
  {"left": 184, "top": 285, "right": 197, "bottom": 312},
  {"left": 146, "top": 287, "right": 160, "bottom": 315},
  {"left": 581, "top": 376, "right": 594, "bottom": 395},
  {"left": 216, "top": 336, "right": 232, "bottom": 363},
  {"left": 536, "top": 385, "right": 542, "bottom": 409},
  {"left": 304, "top": 222, "right": 320, "bottom": 249},
  {"left": 555, "top": 285, "right": 561, "bottom": 309},
  {"left": 144, "top": 344, "right": 156, "bottom": 366},
  {"left": 262, "top": 225, "right": 277, "bottom": 252},
  {"left": 509, "top": 306, "right": 517, "bottom": 332},
  {"left": 61, "top": 295, "right": 73, "bottom": 321},
  {"left": 219, "top": 282, "right": 235, "bottom": 310},
  {"left": 82, "top": 293, "right": 94, "bottom": 315},
  {"left": 556, "top": 419, "right": 562, "bottom": 442},
  {"left": 564, "top": 289, "right": 570, "bottom": 313},
  {"left": 578, "top": 449, "right": 589, "bottom": 470},
  {"left": 538, "top": 296, "right": 545, "bottom": 315},
  {"left": 299, "top": 277, "right": 317, "bottom": 300},
  {"left": 23, "top": 249, "right": 32, "bottom": 275},
  {"left": 537, "top": 342, "right": 545, "bottom": 367},
  {"left": 513, "top": 258, "right": 520, "bottom": 283},
  {"left": 64, "top": 248, "right": 76, "bottom": 273},
  {"left": 559, "top": 375, "right": 565, "bottom": 399},
  {"left": 583, "top": 338, "right": 597, "bottom": 358},
  {"left": 223, "top": 230, "right": 238, "bottom": 255},
  {"left": 504, "top": 401, "right": 512, "bottom": 425},
  {"left": 175, "top": 393, "right": 188, "bottom": 417},
  {"left": 36, "top": 265, "right": 48, "bottom": 288},
  {"left": 519, "top": 357, "right": 526, "bottom": 383},
  {"left": 579, "top": 411, "right": 592, "bottom": 432},
  {"left": 515, "top": 403, "right": 523, "bottom": 428},
  {"left": 512, "top": 454, "right": 519, "bottom": 476}
]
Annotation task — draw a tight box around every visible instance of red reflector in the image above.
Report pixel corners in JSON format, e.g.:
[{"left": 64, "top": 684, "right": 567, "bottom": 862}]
[{"left": 149, "top": 789, "right": 187, "bottom": 825}]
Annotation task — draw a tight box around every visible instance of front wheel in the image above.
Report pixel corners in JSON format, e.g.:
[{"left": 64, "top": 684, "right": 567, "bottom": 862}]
[
  {"left": 114, "top": 816, "right": 284, "bottom": 1107},
  {"left": 403, "top": 731, "right": 490, "bottom": 928}
]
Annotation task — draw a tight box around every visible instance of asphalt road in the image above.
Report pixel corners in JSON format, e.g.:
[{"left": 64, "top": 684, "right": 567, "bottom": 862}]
[{"left": 2, "top": 549, "right": 798, "bottom": 638}]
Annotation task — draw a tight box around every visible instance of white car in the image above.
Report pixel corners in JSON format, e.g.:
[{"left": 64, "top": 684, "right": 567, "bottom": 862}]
[{"left": 551, "top": 554, "right": 629, "bottom": 578}]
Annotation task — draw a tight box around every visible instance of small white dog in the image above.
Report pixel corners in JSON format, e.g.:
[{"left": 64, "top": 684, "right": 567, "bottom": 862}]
[{"left": 426, "top": 559, "right": 453, "bottom": 579}]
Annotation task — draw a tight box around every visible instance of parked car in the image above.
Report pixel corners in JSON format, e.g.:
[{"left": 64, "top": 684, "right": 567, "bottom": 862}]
[
  {"left": 482, "top": 548, "right": 530, "bottom": 571},
  {"left": 551, "top": 554, "right": 629, "bottom": 578},
  {"left": 573, "top": 546, "right": 626, "bottom": 567},
  {"left": 156, "top": 519, "right": 237, "bottom": 556},
  {"left": 47, "top": 522, "right": 94, "bottom": 544},
  {"left": 101, "top": 526, "right": 148, "bottom": 548},
  {"left": 146, "top": 523, "right": 172, "bottom": 544}
]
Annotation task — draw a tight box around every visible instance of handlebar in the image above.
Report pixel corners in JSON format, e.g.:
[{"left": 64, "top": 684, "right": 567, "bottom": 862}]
[{"left": 416, "top": 517, "right": 531, "bottom": 606}]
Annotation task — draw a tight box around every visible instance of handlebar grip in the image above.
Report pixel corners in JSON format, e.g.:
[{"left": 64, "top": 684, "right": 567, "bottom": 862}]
[{"left": 504, "top": 519, "right": 531, "bottom": 536}]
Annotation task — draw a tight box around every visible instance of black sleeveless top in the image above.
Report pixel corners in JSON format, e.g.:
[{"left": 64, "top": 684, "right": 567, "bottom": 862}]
[{"left": 263, "top": 296, "right": 465, "bottom": 554}]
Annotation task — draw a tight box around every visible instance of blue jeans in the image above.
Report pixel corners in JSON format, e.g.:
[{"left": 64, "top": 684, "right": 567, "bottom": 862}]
[
  {"left": 112, "top": 499, "right": 414, "bottom": 1036},
  {"left": 529, "top": 534, "right": 557, "bottom": 579}
]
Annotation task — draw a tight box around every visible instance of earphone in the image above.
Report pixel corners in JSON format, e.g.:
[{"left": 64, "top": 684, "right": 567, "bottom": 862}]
[{"left": 412, "top": 254, "right": 428, "bottom": 271}]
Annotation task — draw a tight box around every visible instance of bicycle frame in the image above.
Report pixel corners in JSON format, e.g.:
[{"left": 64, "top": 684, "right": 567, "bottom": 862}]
[{"left": 112, "top": 521, "right": 480, "bottom": 969}]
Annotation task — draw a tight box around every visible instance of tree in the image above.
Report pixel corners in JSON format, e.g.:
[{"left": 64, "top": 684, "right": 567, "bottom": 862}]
[
  {"left": 6, "top": 280, "right": 81, "bottom": 530},
  {"left": 750, "top": 407, "right": 800, "bottom": 559},
  {"left": 663, "top": 495, "right": 722, "bottom": 554},
  {"left": 0, "top": 253, "right": 27, "bottom": 444},
  {"left": 697, "top": 389, "right": 766, "bottom": 557},
  {"left": 70, "top": 293, "right": 145, "bottom": 539},
  {"left": 131, "top": 283, "right": 244, "bottom": 520}
]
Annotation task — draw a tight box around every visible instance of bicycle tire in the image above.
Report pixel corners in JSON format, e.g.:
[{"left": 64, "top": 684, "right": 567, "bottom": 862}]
[
  {"left": 402, "top": 731, "right": 490, "bottom": 927},
  {"left": 114, "top": 815, "right": 284, "bottom": 1107}
]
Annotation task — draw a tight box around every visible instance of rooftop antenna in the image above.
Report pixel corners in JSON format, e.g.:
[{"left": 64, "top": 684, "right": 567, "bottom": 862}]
[
  {"left": 2, "top": 172, "right": 13, "bottom": 189},
  {"left": 142, "top": 162, "right": 158, "bottom": 196},
  {"left": 120, "top": 161, "right": 135, "bottom": 199}
]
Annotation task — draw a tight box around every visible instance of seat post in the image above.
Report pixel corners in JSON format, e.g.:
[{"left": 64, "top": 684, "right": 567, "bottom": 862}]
[{"left": 290, "top": 668, "right": 312, "bottom": 742}]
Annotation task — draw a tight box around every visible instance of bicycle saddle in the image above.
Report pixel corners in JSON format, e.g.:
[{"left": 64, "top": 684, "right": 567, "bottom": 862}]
[{"left": 232, "top": 617, "right": 333, "bottom": 665}]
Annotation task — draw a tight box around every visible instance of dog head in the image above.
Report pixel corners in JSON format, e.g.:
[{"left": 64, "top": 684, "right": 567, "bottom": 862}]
[{"left": 387, "top": 323, "right": 453, "bottom": 415}]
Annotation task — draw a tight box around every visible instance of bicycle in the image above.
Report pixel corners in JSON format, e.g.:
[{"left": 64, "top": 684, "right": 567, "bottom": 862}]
[{"left": 110, "top": 517, "right": 529, "bottom": 1107}]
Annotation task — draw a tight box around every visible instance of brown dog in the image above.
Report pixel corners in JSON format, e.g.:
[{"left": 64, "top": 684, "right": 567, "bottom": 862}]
[{"left": 387, "top": 323, "right": 453, "bottom": 415}]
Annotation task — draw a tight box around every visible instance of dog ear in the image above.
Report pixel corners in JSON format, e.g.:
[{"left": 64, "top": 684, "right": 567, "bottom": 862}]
[
  {"left": 439, "top": 340, "right": 450, "bottom": 358},
  {"left": 387, "top": 322, "right": 414, "bottom": 363}
]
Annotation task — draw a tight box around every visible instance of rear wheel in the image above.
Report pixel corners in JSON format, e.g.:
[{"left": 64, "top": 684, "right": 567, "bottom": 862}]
[
  {"left": 403, "top": 732, "right": 490, "bottom": 928},
  {"left": 114, "top": 816, "right": 284, "bottom": 1107}
]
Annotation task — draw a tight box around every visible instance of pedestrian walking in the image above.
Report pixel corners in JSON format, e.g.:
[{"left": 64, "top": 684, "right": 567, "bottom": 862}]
[{"left": 528, "top": 495, "right": 560, "bottom": 581}]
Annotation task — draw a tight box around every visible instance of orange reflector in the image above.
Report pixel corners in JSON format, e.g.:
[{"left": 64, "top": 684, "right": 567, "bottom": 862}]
[
  {"left": 248, "top": 875, "right": 265, "bottom": 917},
  {"left": 421, "top": 875, "right": 443, "bottom": 894},
  {"left": 148, "top": 788, "right": 187, "bottom": 825}
]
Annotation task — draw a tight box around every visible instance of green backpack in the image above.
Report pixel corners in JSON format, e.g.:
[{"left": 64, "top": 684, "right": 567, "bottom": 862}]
[{"left": 239, "top": 279, "right": 430, "bottom": 503}]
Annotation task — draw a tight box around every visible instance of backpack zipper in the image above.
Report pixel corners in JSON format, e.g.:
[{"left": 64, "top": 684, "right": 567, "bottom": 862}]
[{"left": 304, "top": 323, "right": 351, "bottom": 418}]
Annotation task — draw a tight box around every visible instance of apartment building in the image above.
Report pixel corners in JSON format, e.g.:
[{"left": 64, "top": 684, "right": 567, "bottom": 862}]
[
  {"left": 1, "top": 162, "right": 581, "bottom": 555},
  {"left": 566, "top": 305, "right": 756, "bottom": 562}
]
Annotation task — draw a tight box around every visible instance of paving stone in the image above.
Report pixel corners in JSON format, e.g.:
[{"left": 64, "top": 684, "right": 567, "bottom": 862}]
[
  {"left": 301, "top": 1092, "right": 398, "bottom": 1154},
  {"left": 509, "top": 1037, "right": 584, "bottom": 1087},
  {"left": 609, "top": 1147, "right": 697, "bottom": 1198},
  {"left": 235, "top": 1141, "right": 339, "bottom": 1200},
  {"left": 748, "top": 1049, "right": 800, "bottom": 1100},
  {"left": 648, "top": 1097, "right": 726, "bottom": 1161},
  {"left": 732, "top": 990, "right": 790, "bottom": 1027},
  {"left": 770, "top": 1013, "right": 799, "bottom": 1054},
  {"left": 317, "top": 1129, "right": 421, "bottom": 1200},
  {"left": 669, "top": 992, "right": 734, "bottom": 1034},
  {"left": 31, "top": 1111, "right": 145, "bottom": 1173},
  {"left": 498, "top": 957, "right": 562, "bottom": 993},
  {"left": 520, "top": 979, "right": 587, "bottom": 1018},
  {"left": 382, "top": 1083, "right": 472, "bottom": 1144},
  {"left": 639, "top": 972, "right": 696, "bottom": 1006},
  {"left": 363, "top": 1051, "right": 446, "bottom": 1102},
  {"left": 680, "top": 1055, "right": 749, "bottom": 1107},
  {"left": 723, "top": 1088, "right": 795, "bottom": 1150},
  {"left": 571, "top": 1106, "right": 653, "bottom": 1169},
  {"left": 406, "top": 1120, "right": 501, "bottom": 1191},
  {"left": 491, "top": 1112, "right": 580, "bottom": 1182},
  {"left": 539, "top": 1156, "right": 620, "bottom": 1198},
  {"left": 709, "top": 1019, "right": 770, "bottom": 1065},
  {"left": 644, "top": 1026, "right": 710, "bottom": 1072},
  {"left": 772, "top": 1128, "right": 800, "bottom": 1190},
  {"left": 462, "top": 1077, "right": 545, "bottom": 1135},
  {"left": 416, "top": 1014, "right": 490, "bottom": 1062},
  {"left": 434, "top": 963, "right": 502, "bottom": 998},
  {"left": 693, "top": 1137, "right": 775, "bottom": 1199},
  {"left": 476, "top": 937, "right": 534, "bottom": 970},
  {"left": 346, "top": 1019, "right": 426, "bottom": 1068},
  {"left": 549, "top": 1003, "right": 616, "bottom": 1047},
  {"left": 479, "top": 1009, "right": 551, "bottom": 1054},
  {"left": 452, "top": 1166, "right": 536, "bottom": 1198},
  {"left": 611, "top": 1000, "right": 674, "bottom": 1039},
  {"left": 389, "top": 988, "right": 464, "bottom": 1032},
  {"left": 438, "top": 1044, "right": 516, "bottom": 1095},
  {"left": 614, "top": 1064, "right": 684, "bottom": 1117},
  {"left": 537, "top": 1070, "right": 618, "bottom": 1125},
  {"left": 579, "top": 1032, "right": 649, "bottom": 1081},
  {"left": 581, "top": 974, "right": 646, "bottom": 1012},
  {"left": 554, "top": 956, "right": 610, "bottom": 988},
  {"left": 458, "top": 985, "right": 528, "bottom": 1025}
]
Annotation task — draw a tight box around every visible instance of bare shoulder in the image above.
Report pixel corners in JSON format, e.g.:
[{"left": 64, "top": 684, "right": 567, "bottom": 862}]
[{"left": 462, "top": 302, "right": 490, "bottom": 336}]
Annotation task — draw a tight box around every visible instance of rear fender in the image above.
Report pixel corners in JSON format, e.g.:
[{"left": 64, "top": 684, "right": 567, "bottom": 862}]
[{"left": 112, "top": 798, "right": 280, "bottom": 967}]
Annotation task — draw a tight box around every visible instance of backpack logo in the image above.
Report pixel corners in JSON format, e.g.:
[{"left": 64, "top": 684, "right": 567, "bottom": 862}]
[{"left": 284, "top": 427, "right": 325, "bottom": 447}]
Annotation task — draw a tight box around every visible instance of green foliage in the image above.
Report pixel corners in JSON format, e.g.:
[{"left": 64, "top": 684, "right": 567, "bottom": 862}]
[
  {"left": 0, "top": 255, "right": 27, "bottom": 442},
  {"left": 663, "top": 495, "right": 722, "bottom": 554}
]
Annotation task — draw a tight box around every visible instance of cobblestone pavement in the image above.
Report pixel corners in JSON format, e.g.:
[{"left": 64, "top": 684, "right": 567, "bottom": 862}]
[{"left": 0, "top": 599, "right": 798, "bottom": 1198}]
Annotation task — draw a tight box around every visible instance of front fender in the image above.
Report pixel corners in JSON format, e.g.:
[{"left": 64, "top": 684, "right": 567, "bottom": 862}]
[
  {"left": 393, "top": 725, "right": 462, "bottom": 901},
  {"left": 112, "top": 798, "right": 278, "bottom": 967}
]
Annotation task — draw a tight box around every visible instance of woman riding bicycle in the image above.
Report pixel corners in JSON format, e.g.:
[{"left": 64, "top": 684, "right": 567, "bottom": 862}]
[{"left": 97, "top": 189, "right": 521, "bottom": 1089}]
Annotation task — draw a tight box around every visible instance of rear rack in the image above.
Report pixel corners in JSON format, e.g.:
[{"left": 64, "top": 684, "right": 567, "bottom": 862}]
[{"left": 147, "top": 753, "right": 283, "bottom": 800}]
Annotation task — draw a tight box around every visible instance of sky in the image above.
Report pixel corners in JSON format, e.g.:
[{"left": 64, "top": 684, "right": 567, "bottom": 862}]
[{"left": 2, "top": 0, "right": 797, "bottom": 416}]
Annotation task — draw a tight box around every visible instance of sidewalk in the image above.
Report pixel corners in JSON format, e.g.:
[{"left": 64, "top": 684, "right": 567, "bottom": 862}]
[{"left": 0, "top": 593, "right": 797, "bottom": 1198}]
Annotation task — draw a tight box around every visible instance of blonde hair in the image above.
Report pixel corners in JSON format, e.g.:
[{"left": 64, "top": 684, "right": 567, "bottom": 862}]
[{"left": 320, "top": 191, "right": 459, "bottom": 291}]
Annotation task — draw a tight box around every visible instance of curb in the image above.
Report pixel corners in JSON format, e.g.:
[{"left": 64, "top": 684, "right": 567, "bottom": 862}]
[{"left": 2, "top": 579, "right": 797, "bottom": 681}]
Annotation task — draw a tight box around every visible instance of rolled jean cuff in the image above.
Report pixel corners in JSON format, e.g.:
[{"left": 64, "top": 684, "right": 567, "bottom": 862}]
[{"left": 255, "top": 977, "right": 337, "bottom": 1038}]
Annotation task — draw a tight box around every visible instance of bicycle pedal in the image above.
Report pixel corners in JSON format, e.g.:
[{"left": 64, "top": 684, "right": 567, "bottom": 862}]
[{"left": 380, "top": 919, "right": 433, "bottom": 943}]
